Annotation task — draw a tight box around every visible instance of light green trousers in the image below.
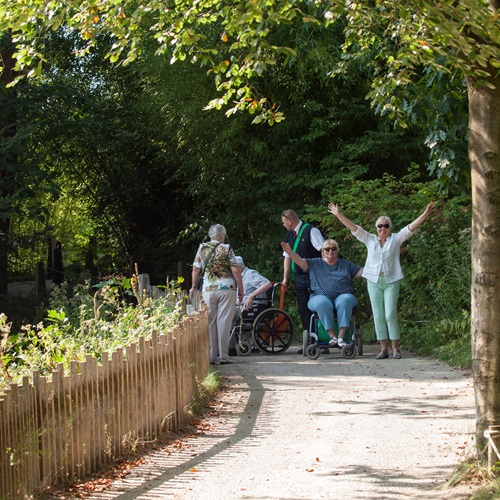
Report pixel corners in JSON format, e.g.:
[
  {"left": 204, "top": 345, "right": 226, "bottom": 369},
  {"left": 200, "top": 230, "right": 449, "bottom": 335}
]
[{"left": 367, "top": 276, "right": 401, "bottom": 341}]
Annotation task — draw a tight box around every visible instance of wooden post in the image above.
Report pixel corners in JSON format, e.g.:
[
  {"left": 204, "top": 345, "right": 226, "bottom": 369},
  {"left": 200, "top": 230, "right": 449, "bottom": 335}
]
[
  {"left": 53, "top": 241, "right": 64, "bottom": 285},
  {"left": 190, "top": 290, "right": 204, "bottom": 311},
  {"left": 34, "top": 262, "right": 46, "bottom": 296},
  {"left": 487, "top": 425, "right": 500, "bottom": 477},
  {"left": 138, "top": 273, "right": 150, "bottom": 301},
  {"left": 85, "top": 251, "right": 96, "bottom": 277},
  {"left": 47, "top": 237, "right": 56, "bottom": 279}
]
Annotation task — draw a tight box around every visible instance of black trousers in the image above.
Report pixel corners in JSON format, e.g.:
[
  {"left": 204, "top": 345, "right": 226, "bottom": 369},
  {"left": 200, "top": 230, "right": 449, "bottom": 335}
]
[{"left": 294, "top": 272, "right": 313, "bottom": 331}]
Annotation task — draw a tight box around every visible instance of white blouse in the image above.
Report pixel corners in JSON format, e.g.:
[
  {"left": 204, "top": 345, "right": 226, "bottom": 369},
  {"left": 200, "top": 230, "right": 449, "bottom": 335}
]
[{"left": 352, "top": 225, "right": 415, "bottom": 284}]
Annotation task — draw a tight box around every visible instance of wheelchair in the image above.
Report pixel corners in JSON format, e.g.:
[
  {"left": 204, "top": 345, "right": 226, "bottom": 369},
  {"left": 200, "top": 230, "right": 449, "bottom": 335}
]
[
  {"left": 230, "top": 283, "right": 294, "bottom": 356},
  {"left": 302, "top": 305, "right": 363, "bottom": 360}
]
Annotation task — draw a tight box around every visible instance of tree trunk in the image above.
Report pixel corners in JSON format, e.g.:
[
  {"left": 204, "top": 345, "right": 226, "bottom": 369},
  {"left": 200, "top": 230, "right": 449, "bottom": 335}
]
[
  {"left": 0, "top": 34, "right": 16, "bottom": 294},
  {"left": 469, "top": 74, "right": 500, "bottom": 456}
]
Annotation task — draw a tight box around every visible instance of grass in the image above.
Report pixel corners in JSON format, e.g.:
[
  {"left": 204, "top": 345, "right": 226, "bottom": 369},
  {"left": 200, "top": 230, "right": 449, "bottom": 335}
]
[
  {"left": 398, "top": 314, "right": 472, "bottom": 370},
  {"left": 472, "top": 481, "right": 500, "bottom": 499},
  {"left": 434, "top": 338, "right": 472, "bottom": 369},
  {"left": 200, "top": 369, "right": 222, "bottom": 395},
  {"left": 441, "top": 456, "right": 500, "bottom": 498},
  {"left": 189, "top": 368, "right": 223, "bottom": 416}
]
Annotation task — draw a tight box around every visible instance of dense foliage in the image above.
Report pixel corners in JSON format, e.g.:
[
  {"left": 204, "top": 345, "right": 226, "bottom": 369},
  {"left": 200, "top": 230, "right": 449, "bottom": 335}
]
[
  {"left": 2, "top": 37, "right": 472, "bottom": 370},
  {"left": 6, "top": 23, "right": 447, "bottom": 282}
]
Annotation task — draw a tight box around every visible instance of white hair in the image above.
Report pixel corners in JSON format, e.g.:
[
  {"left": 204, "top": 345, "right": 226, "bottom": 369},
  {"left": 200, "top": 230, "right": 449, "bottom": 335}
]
[
  {"left": 322, "top": 238, "right": 340, "bottom": 253},
  {"left": 208, "top": 224, "right": 226, "bottom": 241},
  {"left": 376, "top": 216, "right": 392, "bottom": 228}
]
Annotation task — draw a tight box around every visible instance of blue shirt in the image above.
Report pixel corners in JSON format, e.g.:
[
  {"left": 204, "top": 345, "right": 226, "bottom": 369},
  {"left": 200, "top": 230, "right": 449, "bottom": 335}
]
[{"left": 306, "top": 258, "right": 361, "bottom": 300}]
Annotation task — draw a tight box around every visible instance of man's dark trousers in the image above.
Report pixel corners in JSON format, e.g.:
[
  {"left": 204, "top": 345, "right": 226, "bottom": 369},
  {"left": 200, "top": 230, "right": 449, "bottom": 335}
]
[{"left": 294, "top": 272, "right": 312, "bottom": 331}]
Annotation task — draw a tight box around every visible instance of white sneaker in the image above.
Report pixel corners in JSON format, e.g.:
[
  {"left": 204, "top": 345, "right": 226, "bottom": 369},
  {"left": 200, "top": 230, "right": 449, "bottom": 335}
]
[
  {"left": 337, "top": 338, "right": 347, "bottom": 347},
  {"left": 328, "top": 336, "right": 338, "bottom": 346}
]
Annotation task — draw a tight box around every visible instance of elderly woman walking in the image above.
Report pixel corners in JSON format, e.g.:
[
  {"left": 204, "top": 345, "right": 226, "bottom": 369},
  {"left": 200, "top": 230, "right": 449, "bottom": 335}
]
[
  {"left": 328, "top": 202, "right": 435, "bottom": 359},
  {"left": 190, "top": 224, "right": 244, "bottom": 365}
]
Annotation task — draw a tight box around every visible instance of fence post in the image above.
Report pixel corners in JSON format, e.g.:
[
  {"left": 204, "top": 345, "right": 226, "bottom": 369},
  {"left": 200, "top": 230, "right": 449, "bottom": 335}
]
[
  {"left": 47, "top": 237, "right": 56, "bottom": 279},
  {"left": 47, "top": 237, "right": 64, "bottom": 284},
  {"left": 137, "top": 273, "right": 151, "bottom": 301},
  {"left": 53, "top": 241, "right": 64, "bottom": 285},
  {"left": 85, "top": 251, "right": 96, "bottom": 277},
  {"left": 486, "top": 425, "right": 500, "bottom": 477},
  {"left": 34, "top": 261, "right": 46, "bottom": 296}
]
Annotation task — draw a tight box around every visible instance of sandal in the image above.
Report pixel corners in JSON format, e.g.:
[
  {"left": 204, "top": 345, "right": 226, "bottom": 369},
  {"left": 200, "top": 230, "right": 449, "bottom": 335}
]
[
  {"left": 328, "top": 336, "right": 338, "bottom": 346},
  {"left": 393, "top": 349, "right": 401, "bottom": 359},
  {"left": 375, "top": 349, "right": 389, "bottom": 359}
]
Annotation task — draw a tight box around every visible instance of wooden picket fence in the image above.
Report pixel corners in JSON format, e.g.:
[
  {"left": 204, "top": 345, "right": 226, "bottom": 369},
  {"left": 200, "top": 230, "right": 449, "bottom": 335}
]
[{"left": 0, "top": 308, "right": 209, "bottom": 499}]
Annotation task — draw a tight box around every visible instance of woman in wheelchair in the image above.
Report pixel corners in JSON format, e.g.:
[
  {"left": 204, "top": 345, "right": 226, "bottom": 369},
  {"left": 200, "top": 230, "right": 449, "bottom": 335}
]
[{"left": 281, "top": 239, "right": 363, "bottom": 347}]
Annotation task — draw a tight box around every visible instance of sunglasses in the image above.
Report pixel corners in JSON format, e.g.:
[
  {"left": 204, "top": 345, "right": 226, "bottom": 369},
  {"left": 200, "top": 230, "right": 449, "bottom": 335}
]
[
  {"left": 377, "top": 224, "right": 390, "bottom": 229},
  {"left": 323, "top": 247, "right": 338, "bottom": 252}
]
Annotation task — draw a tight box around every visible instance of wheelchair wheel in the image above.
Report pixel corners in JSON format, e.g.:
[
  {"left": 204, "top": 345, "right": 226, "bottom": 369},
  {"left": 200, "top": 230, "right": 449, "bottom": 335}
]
[
  {"left": 236, "top": 338, "right": 252, "bottom": 356},
  {"left": 341, "top": 344, "right": 357, "bottom": 359},
  {"left": 306, "top": 344, "right": 320, "bottom": 360},
  {"left": 252, "top": 308, "right": 294, "bottom": 354}
]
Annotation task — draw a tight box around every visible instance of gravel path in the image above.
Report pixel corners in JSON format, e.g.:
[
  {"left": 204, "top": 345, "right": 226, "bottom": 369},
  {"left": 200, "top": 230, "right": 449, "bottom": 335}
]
[{"left": 71, "top": 344, "right": 478, "bottom": 499}]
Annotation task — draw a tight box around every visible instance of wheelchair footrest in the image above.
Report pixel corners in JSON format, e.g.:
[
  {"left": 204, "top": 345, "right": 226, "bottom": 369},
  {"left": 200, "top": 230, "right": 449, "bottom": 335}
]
[{"left": 317, "top": 340, "right": 353, "bottom": 347}]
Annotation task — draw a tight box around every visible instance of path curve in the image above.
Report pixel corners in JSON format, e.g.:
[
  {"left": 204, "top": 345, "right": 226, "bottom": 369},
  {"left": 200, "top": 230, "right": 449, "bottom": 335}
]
[{"left": 65, "top": 344, "right": 477, "bottom": 499}]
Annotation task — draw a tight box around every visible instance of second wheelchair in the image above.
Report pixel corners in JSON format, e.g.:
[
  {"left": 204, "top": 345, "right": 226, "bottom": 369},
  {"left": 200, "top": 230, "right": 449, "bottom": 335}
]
[{"left": 230, "top": 283, "right": 294, "bottom": 355}]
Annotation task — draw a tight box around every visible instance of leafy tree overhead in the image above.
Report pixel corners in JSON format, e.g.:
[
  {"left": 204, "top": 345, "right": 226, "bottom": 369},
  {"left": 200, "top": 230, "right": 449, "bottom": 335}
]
[
  {"left": 0, "top": 3, "right": 449, "bottom": 283},
  {"left": 9, "top": 31, "right": 220, "bottom": 280},
  {"left": 1, "top": 0, "right": 497, "bottom": 455},
  {"left": 66, "top": 27, "right": 426, "bottom": 279}
]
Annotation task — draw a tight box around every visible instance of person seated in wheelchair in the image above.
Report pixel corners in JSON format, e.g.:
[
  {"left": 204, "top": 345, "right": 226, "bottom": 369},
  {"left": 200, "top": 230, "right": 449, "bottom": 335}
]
[
  {"left": 229, "top": 257, "right": 274, "bottom": 355},
  {"left": 235, "top": 256, "right": 274, "bottom": 315},
  {"left": 281, "top": 239, "right": 363, "bottom": 347}
]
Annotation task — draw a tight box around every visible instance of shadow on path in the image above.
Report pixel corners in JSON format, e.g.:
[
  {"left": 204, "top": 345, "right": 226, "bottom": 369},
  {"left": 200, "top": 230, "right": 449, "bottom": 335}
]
[{"left": 54, "top": 345, "right": 477, "bottom": 500}]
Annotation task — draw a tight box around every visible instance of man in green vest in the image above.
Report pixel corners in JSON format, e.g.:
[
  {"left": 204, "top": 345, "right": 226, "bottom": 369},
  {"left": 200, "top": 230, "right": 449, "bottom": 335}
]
[{"left": 281, "top": 209, "right": 324, "bottom": 353}]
